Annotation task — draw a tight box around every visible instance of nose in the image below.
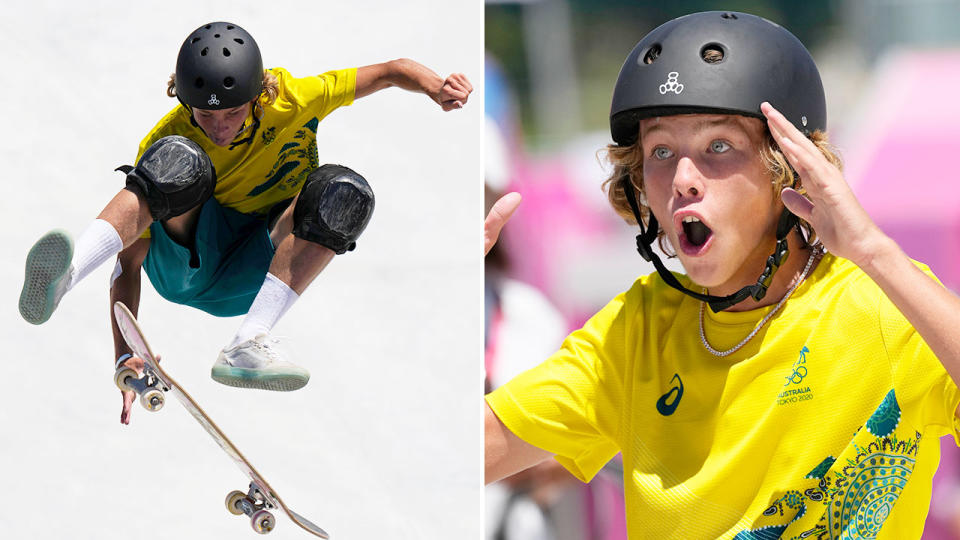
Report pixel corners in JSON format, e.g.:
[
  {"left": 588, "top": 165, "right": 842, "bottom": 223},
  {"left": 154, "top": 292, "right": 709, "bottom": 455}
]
[{"left": 672, "top": 156, "right": 704, "bottom": 198}]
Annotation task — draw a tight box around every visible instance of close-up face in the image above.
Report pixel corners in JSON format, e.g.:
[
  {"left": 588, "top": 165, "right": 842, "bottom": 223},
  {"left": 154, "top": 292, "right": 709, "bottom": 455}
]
[
  {"left": 192, "top": 103, "right": 251, "bottom": 146},
  {"left": 640, "top": 113, "right": 781, "bottom": 294}
]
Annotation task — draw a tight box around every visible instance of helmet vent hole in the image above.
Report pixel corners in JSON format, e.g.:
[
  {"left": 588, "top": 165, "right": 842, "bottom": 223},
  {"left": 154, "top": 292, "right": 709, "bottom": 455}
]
[
  {"left": 721, "top": 12, "right": 738, "bottom": 20},
  {"left": 190, "top": 37, "right": 201, "bottom": 44},
  {"left": 222, "top": 47, "right": 231, "bottom": 57},
  {"left": 234, "top": 38, "right": 244, "bottom": 45},
  {"left": 214, "top": 34, "right": 221, "bottom": 38},
  {"left": 200, "top": 47, "right": 209, "bottom": 57},
  {"left": 642, "top": 44, "right": 662, "bottom": 65},
  {"left": 701, "top": 44, "right": 725, "bottom": 64},
  {"left": 227, "top": 25, "right": 235, "bottom": 30},
  {"left": 194, "top": 77, "right": 204, "bottom": 89},
  {"left": 204, "top": 24, "right": 212, "bottom": 29},
  {"left": 223, "top": 77, "right": 235, "bottom": 89}
]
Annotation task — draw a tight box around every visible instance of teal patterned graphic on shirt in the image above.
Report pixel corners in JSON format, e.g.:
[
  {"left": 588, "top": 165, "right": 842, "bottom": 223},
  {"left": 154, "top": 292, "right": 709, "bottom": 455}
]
[
  {"left": 734, "top": 390, "right": 918, "bottom": 540},
  {"left": 247, "top": 117, "right": 321, "bottom": 199}
]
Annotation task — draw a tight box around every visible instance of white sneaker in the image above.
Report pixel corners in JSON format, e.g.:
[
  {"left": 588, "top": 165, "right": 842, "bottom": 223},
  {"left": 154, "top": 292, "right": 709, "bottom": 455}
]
[
  {"left": 20, "top": 230, "right": 74, "bottom": 325},
  {"left": 212, "top": 334, "right": 310, "bottom": 391}
]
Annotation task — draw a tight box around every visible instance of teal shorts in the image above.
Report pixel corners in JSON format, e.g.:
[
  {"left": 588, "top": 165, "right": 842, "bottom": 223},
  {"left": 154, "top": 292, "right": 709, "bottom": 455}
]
[{"left": 142, "top": 198, "right": 280, "bottom": 317}]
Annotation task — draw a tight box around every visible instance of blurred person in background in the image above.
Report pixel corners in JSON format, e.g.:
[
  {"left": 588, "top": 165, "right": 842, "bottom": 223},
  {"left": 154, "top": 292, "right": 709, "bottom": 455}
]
[
  {"left": 485, "top": 10, "right": 960, "bottom": 538},
  {"left": 486, "top": 117, "right": 599, "bottom": 540}
]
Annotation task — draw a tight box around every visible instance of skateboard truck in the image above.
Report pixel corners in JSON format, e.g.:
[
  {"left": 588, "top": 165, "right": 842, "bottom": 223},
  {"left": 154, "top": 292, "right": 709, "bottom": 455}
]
[
  {"left": 114, "top": 364, "right": 167, "bottom": 412},
  {"left": 226, "top": 482, "right": 278, "bottom": 534}
]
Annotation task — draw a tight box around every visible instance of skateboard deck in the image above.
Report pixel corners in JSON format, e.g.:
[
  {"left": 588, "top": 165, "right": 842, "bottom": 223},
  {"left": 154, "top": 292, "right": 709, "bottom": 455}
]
[{"left": 113, "top": 301, "right": 329, "bottom": 538}]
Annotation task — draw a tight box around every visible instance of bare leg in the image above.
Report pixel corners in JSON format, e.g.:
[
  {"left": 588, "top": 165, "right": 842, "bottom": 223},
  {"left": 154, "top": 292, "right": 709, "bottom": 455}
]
[
  {"left": 268, "top": 236, "right": 335, "bottom": 294},
  {"left": 267, "top": 192, "right": 335, "bottom": 293},
  {"left": 96, "top": 187, "right": 204, "bottom": 248},
  {"left": 22, "top": 188, "right": 153, "bottom": 325},
  {"left": 96, "top": 188, "right": 153, "bottom": 248},
  {"left": 222, "top": 195, "right": 333, "bottom": 349},
  {"left": 157, "top": 205, "right": 205, "bottom": 247}
]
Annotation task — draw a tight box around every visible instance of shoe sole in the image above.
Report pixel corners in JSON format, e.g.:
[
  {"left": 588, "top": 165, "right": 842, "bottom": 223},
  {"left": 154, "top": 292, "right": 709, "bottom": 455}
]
[
  {"left": 211, "top": 366, "right": 309, "bottom": 392},
  {"left": 19, "top": 230, "right": 73, "bottom": 325}
]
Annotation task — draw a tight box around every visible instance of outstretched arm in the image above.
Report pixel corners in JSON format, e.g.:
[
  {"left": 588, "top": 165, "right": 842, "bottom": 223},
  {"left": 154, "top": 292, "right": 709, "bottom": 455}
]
[
  {"left": 485, "top": 403, "right": 552, "bottom": 484},
  {"left": 763, "top": 102, "right": 960, "bottom": 416},
  {"left": 110, "top": 238, "right": 149, "bottom": 425},
  {"left": 355, "top": 59, "right": 472, "bottom": 111}
]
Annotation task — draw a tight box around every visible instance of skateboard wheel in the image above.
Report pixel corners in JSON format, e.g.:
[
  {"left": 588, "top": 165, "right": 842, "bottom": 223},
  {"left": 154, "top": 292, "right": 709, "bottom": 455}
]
[
  {"left": 251, "top": 509, "right": 276, "bottom": 534},
  {"left": 140, "top": 388, "right": 165, "bottom": 412},
  {"left": 225, "top": 490, "right": 247, "bottom": 516},
  {"left": 114, "top": 366, "right": 139, "bottom": 392}
]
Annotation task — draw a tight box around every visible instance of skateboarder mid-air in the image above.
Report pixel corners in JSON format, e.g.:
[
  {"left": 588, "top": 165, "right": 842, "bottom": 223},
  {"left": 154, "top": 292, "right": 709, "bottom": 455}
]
[{"left": 18, "top": 21, "right": 472, "bottom": 422}]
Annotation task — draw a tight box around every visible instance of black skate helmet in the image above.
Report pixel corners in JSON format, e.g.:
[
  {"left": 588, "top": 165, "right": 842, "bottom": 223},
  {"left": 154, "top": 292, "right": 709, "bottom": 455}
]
[
  {"left": 610, "top": 11, "right": 825, "bottom": 146},
  {"left": 175, "top": 22, "right": 263, "bottom": 110},
  {"left": 610, "top": 11, "right": 826, "bottom": 312}
]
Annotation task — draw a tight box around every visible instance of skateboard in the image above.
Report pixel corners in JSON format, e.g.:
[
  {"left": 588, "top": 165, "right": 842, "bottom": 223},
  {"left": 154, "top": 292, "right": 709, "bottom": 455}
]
[{"left": 112, "top": 301, "right": 329, "bottom": 538}]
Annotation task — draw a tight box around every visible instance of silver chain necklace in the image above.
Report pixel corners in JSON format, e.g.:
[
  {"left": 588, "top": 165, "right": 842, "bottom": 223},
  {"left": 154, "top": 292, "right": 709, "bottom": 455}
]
[{"left": 698, "top": 245, "right": 822, "bottom": 357}]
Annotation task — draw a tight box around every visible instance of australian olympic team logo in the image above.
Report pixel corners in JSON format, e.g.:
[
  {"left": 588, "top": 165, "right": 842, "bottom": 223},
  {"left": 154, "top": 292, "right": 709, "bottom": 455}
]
[
  {"left": 208, "top": 94, "right": 221, "bottom": 106},
  {"left": 777, "top": 346, "right": 814, "bottom": 406},
  {"left": 659, "top": 72, "right": 684, "bottom": 95},
  {"left": 784, "top": 346, "right": 809, "bottom": 386}
]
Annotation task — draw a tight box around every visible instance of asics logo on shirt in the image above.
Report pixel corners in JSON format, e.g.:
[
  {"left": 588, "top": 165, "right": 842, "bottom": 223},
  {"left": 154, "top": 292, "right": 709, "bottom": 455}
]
[{"left": 656, "top": 373, "right": 684, "bottom": 416}]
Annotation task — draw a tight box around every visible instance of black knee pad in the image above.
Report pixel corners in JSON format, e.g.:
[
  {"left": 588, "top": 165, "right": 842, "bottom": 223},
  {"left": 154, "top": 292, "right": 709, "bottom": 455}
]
[
  {"left": 117, "top": 135, "right": 216, "bottom": 221},
  {"left": 292, "top": 164, "right": 375, "bottom": 254}
]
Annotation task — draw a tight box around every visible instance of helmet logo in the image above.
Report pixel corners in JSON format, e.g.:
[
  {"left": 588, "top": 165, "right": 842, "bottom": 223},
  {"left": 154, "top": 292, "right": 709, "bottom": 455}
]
[
  {"left": 208, "top": 94, "right": 221, "bottom": 106},
  {"left": 659, "top": 72, "right": 684, "bottom": 95}
]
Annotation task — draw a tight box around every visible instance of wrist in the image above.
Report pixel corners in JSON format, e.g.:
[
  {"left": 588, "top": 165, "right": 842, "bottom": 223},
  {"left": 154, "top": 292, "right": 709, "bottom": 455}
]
[
  {"left": 857, "top": 233, "right": 901, "bottom": 279},
  {"left": 116, "top": 353, "right": 132, "bottom": 368}
]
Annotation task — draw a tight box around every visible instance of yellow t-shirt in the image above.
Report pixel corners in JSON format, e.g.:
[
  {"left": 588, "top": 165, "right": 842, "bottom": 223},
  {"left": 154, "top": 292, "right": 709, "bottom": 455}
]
[
  {"left": 486, "top": 252, "right": 960, "bottom": 539},
  {"left": 134, "top": 66, "right": 356, "bottom": 236}
]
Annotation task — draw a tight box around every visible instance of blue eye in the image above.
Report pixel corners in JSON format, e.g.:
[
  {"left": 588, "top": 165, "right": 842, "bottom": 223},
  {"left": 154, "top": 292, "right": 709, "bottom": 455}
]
[
  {"left": 653, "top": 146, "right": 674, "bottom": 160},
  {"left": 710, "top": 140, "right": 730, "bottom": 153}
]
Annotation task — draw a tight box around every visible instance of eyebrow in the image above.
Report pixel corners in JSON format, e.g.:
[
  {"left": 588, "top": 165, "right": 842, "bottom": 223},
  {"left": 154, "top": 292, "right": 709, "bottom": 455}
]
[{"left": 642, "top": 116, "right": 745, "bottom": 137}]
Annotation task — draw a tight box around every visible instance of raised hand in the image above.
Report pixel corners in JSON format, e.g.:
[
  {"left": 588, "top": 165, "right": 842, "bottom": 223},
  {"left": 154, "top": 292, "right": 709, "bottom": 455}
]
[
  {"left": 118, "top": 354, "right": 146, "bottom": 425},
  {"left": 485, "top": 192, "right": 521, "bottom": 256},
  {"left": 761, "top": 102, "right": 886, "bottom": 267},
  {"left": 436, "top": 73, "right": 473, "bottom": 111}
]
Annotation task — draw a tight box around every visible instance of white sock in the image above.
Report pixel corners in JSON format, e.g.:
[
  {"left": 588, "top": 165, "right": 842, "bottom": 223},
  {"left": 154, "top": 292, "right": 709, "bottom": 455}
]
[
  {"left": 229, "top": 273, "right": 299, "bottom": 348},
  {"left": 68, "top": 219, "right": 124, "bottom": 291}
]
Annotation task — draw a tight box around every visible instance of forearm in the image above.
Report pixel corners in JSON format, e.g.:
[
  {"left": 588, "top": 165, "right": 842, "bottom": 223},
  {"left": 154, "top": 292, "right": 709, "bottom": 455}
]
[
  {"left": 860, "top": 235, "right": 960, "bottom": 385},
  {"left": 110, "top": 267, "right": 140, "bottom": 361},
  {"left": 355, "top": 58, "right": 443, "bottom": 100},
  {"left": 485, "top": 402, "right": 552, "bottom": 484},
  {"left": 110, "top": 240, "right": 148, "bottom": 362}
]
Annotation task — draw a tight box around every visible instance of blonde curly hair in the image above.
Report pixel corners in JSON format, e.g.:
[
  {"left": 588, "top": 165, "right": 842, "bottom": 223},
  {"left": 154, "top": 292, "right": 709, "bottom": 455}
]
[
  {"left": 166, "top": 69, "right": 279, "bottom": 107},
  {"left": 601, "top": 124, "right": 842, "bottom": 256}
]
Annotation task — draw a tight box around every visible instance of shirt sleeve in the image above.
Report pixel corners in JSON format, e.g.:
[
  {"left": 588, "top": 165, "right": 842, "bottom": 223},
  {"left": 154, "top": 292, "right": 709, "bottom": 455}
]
[
  {"left": 280, "top": 67, "right": 356, "bottom": 119},
  {"left": 879, "top": 265, "right": 960, "bottom": 443},
  {"left": 486, "top": 290, "right": 632, "bottom": 482}
]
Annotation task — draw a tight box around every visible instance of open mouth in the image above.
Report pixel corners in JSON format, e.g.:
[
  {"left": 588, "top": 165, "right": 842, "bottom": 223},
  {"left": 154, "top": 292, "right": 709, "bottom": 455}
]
[{"left": 682, "top": 216, "right": 712, "bottom": 247}]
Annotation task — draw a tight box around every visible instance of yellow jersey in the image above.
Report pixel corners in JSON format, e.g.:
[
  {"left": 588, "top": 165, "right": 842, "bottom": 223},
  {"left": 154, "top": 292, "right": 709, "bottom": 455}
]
[
  {"left": 135, "top": 66, "right": 356, "bottom": 234},
  {"left": 486, "top": 252, "right": 960, "bottom": 539}
]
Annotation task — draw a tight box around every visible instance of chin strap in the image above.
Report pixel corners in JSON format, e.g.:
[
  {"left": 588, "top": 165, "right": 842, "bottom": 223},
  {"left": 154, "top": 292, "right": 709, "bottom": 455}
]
[
  {"left": 175, "top": 96, "right": 261, "bottom": 150},
  {"left": 229, "top": 102, "right": 263, "bottom": 150},
  {"left": 622, "top": 175, "right": 796, "bottom": 312}
]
